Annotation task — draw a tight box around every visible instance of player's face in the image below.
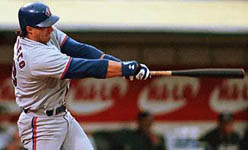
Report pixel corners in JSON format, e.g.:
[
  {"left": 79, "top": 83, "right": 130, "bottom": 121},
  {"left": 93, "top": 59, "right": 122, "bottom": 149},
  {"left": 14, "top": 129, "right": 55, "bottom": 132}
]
[{"left": 26, "top": 26, "right": 53, "bottom": 44}]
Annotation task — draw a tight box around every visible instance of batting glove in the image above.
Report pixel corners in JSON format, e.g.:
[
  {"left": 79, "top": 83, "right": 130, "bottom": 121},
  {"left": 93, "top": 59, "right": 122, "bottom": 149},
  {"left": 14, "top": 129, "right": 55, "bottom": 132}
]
[{"left": 135, "top": 64, "right": 150, "bottom": 80}]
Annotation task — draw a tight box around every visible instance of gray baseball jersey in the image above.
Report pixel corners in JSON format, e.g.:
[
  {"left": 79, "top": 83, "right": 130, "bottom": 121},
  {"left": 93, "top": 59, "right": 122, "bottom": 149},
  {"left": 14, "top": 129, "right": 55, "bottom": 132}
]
[
  {"left": 14, "top": 27, "right": 94, "bottom": 150},
  {"left": 13, "top": 26, "right": 70, "bottom": 110}
]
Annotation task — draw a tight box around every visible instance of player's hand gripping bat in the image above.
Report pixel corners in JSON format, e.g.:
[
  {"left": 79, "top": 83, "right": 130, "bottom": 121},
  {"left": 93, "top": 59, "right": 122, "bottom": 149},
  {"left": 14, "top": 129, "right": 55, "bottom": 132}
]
[{"left": 150, "top": 68, "right": 245, "bottom": 79}]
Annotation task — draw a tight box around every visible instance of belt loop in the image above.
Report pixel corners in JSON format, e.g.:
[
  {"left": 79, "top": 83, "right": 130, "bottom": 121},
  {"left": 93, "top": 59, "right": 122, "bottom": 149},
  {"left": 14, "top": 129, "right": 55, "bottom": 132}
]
[
  {"left": 53, "top": 108, "right": 56, "bottom": 116},
  {"left": 45, "top": 109, "right": 53, "bottom": 116},
  {"left": 23, "top": 108, "right": 29, "bottom": 113}
]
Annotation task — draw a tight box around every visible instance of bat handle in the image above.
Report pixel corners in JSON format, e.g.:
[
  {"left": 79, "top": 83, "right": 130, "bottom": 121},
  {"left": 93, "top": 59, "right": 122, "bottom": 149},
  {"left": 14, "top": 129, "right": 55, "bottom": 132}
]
[{"left": 150, "top": 71, "right": 172, "bottom": 76}]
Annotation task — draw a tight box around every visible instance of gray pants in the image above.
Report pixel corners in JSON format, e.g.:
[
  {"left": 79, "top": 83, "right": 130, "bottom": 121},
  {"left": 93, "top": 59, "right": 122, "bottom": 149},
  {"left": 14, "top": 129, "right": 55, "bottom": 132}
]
[{"left": 17, "top": 111, "right": 94, "bottom": 150}]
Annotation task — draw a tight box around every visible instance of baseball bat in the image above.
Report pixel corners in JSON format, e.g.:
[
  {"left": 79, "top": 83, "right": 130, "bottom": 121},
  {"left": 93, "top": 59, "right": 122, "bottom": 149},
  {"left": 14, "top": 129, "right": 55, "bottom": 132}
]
[{"left": 150, "top": 68, "right": 245, "bottom": 79}]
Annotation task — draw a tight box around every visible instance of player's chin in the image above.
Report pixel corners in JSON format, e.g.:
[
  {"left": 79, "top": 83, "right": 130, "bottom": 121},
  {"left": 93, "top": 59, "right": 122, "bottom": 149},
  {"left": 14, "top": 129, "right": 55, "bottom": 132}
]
[
  {"left": 42, "top": 36, "right": 51, "bottom": 44},
  {"left": 46, "top": 37, "right": 51, "bottom": 42}
]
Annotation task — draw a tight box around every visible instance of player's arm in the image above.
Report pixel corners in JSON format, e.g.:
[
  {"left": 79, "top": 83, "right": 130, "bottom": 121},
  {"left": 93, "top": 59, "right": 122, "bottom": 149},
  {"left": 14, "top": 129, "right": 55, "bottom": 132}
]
[
  {"left": 61, "top": 37, "right": 121, "bottom": 62},
  {"left": 61, "top": 58, "right": 150, "bottom": 80},
  {"left": 29, "top": 45, "right": 149, "bottom": 80}
]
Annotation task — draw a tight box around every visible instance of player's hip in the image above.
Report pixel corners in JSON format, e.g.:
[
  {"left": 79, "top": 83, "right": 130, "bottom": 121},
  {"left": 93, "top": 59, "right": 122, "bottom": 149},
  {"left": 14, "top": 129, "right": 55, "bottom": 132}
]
[{"left": 17, "top": 111, "right": 72, "bottom": 144}]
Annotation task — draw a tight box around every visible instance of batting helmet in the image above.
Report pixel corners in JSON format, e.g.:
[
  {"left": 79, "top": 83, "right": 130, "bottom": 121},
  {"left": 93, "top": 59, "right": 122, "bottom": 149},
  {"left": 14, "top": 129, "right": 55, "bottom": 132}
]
[{"left": 18, "top": 2, "right": 59, "bottom": 34}]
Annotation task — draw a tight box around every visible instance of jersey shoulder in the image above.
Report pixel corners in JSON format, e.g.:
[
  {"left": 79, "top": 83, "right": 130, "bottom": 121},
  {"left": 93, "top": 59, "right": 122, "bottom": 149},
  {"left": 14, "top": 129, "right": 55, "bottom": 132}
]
[
  {"left": 50, "top": 26, "right": 68, "bottom": 47},
  {"left": 28, "top": 45, "right": 70, "bottom": 79}
]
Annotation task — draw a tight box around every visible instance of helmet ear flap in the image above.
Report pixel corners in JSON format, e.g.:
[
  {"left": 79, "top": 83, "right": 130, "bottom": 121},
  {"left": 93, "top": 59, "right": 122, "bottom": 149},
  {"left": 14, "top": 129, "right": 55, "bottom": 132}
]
[{"left": 18, "top": 8, "right": 26, "bottom": 34}]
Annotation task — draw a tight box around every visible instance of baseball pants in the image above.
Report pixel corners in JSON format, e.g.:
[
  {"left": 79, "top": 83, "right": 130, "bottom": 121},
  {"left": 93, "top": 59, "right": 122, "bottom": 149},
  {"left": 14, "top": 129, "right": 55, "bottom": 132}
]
[{"left": 17, "top": 111, "right": 94, "bottom": 150}]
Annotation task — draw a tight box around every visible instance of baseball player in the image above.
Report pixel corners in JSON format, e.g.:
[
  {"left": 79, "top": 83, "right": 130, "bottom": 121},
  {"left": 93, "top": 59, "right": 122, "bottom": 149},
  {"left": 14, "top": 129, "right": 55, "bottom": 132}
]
[{"left": 12, "top": 2, "right": 150, "bottom": 150}]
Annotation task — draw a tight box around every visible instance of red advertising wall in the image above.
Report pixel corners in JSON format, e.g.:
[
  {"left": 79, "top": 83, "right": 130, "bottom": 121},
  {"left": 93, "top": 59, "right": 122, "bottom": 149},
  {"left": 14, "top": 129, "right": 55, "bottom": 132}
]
[{"left": 0, "top": 65, "right": 247, "bottom": 123}]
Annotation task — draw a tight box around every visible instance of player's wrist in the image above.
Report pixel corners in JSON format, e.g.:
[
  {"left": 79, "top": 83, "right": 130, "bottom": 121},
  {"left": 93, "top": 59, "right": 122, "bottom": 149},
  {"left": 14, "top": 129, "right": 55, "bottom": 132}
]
[
  {"left": 121, "top": 62, "right": 150, "bottom": 80},
  {"left": 121, "top": 61, "right": 139, "bottom": 77}
]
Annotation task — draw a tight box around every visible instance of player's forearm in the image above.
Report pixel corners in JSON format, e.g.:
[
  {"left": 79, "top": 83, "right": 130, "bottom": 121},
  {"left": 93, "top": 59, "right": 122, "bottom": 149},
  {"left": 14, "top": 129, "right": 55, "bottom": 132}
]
[
  {"left": 62, "top": 58, "right": 139, "bottom": 79},
  {"left": 106, "top": 61, "right": 121, "bottom": 77},
  {"left": 106, "top": 60, "right": 139, "bottom": 78}
]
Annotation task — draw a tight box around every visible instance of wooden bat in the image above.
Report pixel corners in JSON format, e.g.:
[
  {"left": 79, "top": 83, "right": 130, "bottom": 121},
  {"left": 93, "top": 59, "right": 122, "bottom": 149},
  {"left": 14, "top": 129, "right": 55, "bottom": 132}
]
[{"left": 150, "top": 68, "right": 245, "bottom": 79}]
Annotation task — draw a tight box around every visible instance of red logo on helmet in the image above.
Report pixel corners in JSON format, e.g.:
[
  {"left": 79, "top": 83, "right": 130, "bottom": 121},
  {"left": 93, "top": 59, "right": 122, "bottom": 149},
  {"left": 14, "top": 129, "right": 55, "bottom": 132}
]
[{"left": 45, "top": 7, "right": 51, "bottom": 17}]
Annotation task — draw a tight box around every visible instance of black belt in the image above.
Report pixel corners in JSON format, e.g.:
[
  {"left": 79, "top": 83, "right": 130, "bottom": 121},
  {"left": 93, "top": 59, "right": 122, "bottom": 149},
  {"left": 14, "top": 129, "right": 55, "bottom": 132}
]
[
  {"left": 46, "top": 105, "right": 66, "bottom": 116},
  {"left": 23, "top": 105, "right": 66, "bottom": 116}
]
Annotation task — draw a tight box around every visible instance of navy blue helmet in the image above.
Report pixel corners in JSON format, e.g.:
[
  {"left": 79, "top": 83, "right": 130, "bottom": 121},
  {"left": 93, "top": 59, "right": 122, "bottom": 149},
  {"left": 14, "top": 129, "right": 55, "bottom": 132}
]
[{"left": 18, "top": 2, "right": 59, "bottom": 33}]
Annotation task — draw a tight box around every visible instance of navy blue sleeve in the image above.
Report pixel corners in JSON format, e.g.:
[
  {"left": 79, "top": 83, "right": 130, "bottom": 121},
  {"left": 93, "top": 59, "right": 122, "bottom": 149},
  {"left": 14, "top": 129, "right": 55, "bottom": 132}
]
[
  {"left": 61, "top": 37, "right": 103, "bottom": 59},
  {"left": 103, "top": 54, "right": 121, "bottom": 62},
  {"left": 61, "top": 37, "right": 121, "bottom": 62},
  {"left": 63, "top": 58, "right": 108, "bottom": 79}
]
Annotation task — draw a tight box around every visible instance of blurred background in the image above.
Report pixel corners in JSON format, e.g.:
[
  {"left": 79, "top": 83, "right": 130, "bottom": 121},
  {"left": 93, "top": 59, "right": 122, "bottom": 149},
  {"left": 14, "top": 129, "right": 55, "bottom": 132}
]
[{"left": 0, "top": 0, "right": 248, "bottom": 150}]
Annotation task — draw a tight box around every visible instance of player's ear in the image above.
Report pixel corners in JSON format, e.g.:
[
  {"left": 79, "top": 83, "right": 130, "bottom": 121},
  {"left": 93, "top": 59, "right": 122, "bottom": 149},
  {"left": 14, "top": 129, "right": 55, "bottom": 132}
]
[{"left": 26, "top": 26, "right": 33, "bottom": 35}]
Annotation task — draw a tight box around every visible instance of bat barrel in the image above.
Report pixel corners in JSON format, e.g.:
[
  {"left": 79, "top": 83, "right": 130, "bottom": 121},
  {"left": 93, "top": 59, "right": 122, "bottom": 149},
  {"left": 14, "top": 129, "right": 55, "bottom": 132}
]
[{"left": 171, "top": 68, "right": 245, "bottom": 78}]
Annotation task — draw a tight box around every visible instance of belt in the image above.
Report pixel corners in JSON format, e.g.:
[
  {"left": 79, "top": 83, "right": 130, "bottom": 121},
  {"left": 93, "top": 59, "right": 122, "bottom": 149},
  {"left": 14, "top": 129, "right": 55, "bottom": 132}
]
[{"left": 23, "top": 105, "right": 66, "bottom": 116}]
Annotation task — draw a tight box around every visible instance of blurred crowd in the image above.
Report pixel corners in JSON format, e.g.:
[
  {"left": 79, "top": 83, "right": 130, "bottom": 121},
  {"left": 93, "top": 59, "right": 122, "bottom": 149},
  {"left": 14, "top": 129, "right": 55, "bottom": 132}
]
[
  {"left": 91, "top": 111, "right": 166, "bottom": 150},
  {"left": 1, "top": 104, "right": 248, "bottom": 150},
  {"left": 0, "top": 105, "right": 23, "bottom": 150},
  {"left": 90, "top": 112, "right": 248, "bottom": 150},
  {"left": 199, "top": 112, "right": 247, "bottom": 150}
]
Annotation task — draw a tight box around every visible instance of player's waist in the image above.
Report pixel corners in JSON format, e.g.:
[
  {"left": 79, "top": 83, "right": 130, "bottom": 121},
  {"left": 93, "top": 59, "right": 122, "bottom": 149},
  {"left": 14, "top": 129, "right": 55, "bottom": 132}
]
[{"left": 23, "top": 104, "right": 66, "bottom": 117}]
